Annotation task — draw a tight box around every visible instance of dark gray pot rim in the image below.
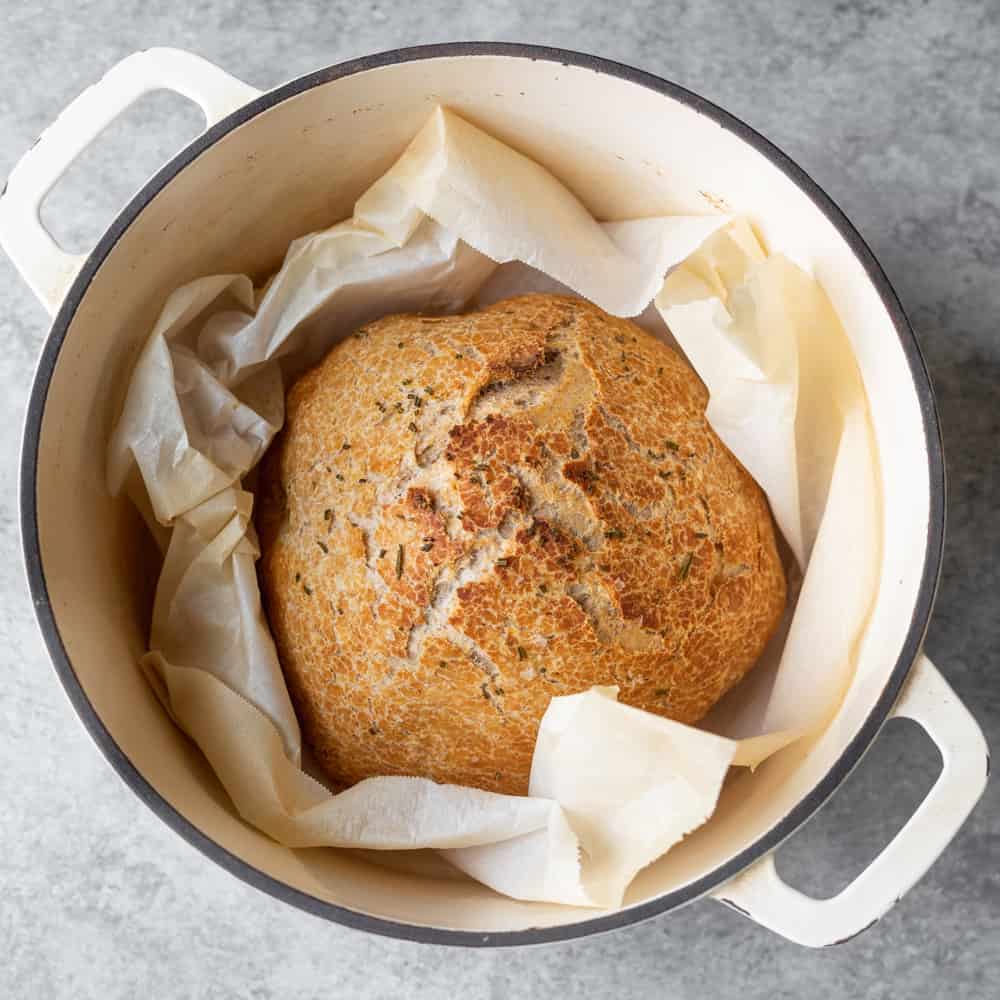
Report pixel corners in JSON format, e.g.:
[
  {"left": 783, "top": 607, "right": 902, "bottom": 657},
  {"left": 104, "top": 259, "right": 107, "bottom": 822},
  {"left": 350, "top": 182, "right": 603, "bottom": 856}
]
[{"left": 17, "top": 41, "right": 945, "bottom": 947}]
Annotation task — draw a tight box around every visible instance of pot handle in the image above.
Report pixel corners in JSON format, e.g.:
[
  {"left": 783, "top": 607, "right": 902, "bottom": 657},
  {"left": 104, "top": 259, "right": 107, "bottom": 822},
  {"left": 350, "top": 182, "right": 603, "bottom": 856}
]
[
  {"left": 712, "top": 653, "right": 988, "bottom": 947},
  {"left": 0, "top": 48, "right": 261, "bottom": 315}
]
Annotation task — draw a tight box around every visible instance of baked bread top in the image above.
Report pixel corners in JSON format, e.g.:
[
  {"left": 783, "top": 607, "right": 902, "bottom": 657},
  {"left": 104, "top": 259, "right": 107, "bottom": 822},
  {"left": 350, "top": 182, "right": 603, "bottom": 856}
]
[{"left": 257, "top": 294, "right": 786, "bottom": 795}]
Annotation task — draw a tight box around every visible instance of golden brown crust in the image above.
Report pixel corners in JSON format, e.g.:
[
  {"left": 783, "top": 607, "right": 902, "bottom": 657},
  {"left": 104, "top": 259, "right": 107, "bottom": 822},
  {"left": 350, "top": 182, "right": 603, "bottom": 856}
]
[{"left": 257, "top": 294, "right": 786, "bottom": 794}]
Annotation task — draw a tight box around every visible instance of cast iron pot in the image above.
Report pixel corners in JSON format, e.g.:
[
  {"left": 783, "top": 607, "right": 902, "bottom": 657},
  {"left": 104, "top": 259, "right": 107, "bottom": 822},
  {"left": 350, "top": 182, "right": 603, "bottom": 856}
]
[{"left": 1, "top": 43, "right": 988, "bottom": 947}]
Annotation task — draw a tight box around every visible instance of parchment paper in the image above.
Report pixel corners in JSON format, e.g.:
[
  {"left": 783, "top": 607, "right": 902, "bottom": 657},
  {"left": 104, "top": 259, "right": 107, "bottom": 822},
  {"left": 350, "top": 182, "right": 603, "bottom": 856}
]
[{"left": 107, "top": 107, "right": 880, "bottom": 908}]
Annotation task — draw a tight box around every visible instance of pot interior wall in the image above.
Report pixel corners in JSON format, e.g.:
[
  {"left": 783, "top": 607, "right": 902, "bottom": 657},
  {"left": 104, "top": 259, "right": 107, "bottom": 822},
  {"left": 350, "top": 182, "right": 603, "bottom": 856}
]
[{"left": 31, "top": 54, "right": 932, "bottom": 932}]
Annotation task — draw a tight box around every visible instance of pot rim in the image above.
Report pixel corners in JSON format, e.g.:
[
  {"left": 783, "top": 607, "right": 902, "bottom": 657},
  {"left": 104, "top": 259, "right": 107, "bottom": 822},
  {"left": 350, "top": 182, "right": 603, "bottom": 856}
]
[{"left": 19, "top": 41, "right": 945, "bottom": 947}]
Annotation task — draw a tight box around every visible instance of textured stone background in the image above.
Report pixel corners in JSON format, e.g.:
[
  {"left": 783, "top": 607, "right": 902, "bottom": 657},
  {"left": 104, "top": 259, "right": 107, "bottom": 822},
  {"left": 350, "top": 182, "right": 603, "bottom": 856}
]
[{"left": 1, "top": 1, "right": 997, "bottom": 996}]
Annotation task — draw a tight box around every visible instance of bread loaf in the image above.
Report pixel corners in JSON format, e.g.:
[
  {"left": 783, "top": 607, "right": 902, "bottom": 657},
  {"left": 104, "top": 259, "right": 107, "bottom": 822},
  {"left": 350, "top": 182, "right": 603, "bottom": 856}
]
[{"left": 257, "top": 294, "right": 786, "bottom": 794}]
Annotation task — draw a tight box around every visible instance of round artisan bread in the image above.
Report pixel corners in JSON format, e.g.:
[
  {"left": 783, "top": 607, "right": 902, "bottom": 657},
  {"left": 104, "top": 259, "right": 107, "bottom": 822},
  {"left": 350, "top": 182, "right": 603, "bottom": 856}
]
[{"left": 256, "top": 294, "right": 786, "bottom": 795}]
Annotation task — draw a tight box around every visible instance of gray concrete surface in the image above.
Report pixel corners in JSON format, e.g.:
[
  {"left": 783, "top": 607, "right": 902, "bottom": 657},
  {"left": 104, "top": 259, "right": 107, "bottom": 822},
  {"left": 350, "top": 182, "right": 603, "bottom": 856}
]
[{"left": 1, "top": 1, "right": 997, "bottom": 996}]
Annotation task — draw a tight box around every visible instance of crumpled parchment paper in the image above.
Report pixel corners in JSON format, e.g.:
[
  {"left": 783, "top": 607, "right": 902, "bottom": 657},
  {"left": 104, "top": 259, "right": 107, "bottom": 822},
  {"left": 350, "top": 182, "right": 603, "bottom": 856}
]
[{"left": 107, "top": 107, "right": 880, "bottom": 908}]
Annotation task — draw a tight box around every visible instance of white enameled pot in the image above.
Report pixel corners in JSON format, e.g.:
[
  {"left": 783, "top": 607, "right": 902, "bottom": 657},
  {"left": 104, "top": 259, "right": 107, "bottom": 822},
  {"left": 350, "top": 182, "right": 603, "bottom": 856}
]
[{"left": 2, "top": 44, "right": 988, "bottom": 948}]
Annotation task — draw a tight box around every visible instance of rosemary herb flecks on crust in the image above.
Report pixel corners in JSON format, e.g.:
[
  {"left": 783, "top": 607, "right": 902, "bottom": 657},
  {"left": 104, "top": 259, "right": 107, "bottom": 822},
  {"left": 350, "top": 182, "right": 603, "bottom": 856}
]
[{"left": 678, "top": 551, "right": 694, "bottom": 580}]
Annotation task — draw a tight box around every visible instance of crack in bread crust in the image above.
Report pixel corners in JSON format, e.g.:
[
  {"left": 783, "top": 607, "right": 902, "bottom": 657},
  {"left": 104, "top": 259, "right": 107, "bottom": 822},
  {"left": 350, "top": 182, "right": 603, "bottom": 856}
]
[{"left": 256, "top": 294, "right": 787, "bottom": 795}]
